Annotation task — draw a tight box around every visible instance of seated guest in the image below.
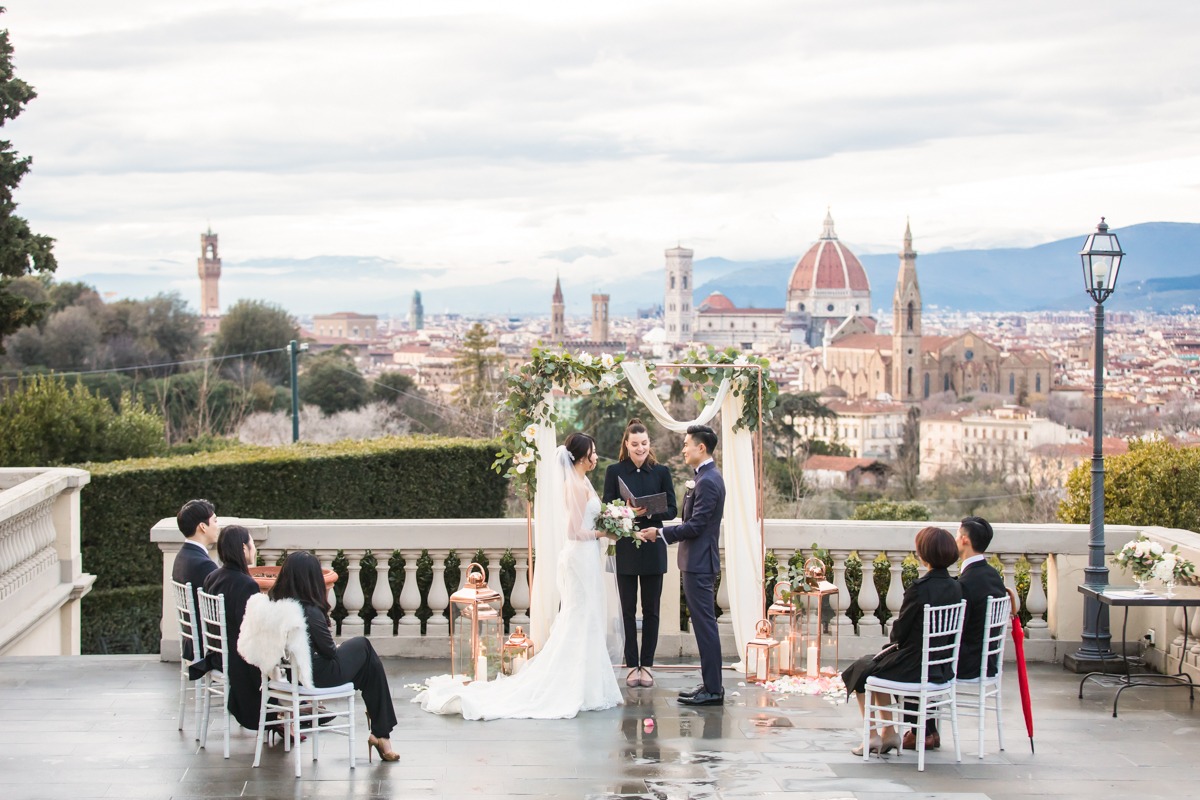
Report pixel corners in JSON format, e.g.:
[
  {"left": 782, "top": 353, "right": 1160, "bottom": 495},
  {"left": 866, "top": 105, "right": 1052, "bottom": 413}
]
[
  {"left": 270, "top": 551, "right": 400, "bottom": 762},
  {"left": 173, "top": 499, "right": 219, "bottom": 663},
  {"left": 200, "top": 525, "right": 264, "bottom": 730},
  {"left": 841, "top": 526, "right": 963, "bottom": 755},
  {"left": 905, "top": 515, "right": 1009, "bottom": 750}
]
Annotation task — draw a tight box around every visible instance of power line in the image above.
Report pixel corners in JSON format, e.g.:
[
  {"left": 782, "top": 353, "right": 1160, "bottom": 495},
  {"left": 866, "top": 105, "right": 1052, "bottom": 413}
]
[{"left": 10, "top": 347, "right": 289, "bottom": 378}]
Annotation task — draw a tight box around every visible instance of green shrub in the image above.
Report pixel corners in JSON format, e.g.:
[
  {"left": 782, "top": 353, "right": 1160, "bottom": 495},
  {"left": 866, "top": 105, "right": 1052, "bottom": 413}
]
[
  {"left": 81, "top": 585, "right": 161, "bottom": 654},
  {"left": 850, "top": 499, "right": 932, "bottom": 521}
]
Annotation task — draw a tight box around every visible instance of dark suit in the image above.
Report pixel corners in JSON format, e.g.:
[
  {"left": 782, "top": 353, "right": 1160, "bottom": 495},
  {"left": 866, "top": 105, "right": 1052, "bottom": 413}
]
[
  {"left": 603, "top": 460, "right": 677, "bottom": 669},
  {"left": 842, "top": 568, "right": 964, "bottom": 695},
  {"left": 172, "top": 541, "right": 217, "bottom": 662},
  {"left": 662, "top": 461, "right": 725, "bottom": 693},
  {"left": 303, "top": 602, "right": 398, "bottom": 738},
  {"left": 201, "top": 567, "right": 263, "bottom": 730},
  {"left": 956, "top": 559, "right": 1007, "bottom": 680}
]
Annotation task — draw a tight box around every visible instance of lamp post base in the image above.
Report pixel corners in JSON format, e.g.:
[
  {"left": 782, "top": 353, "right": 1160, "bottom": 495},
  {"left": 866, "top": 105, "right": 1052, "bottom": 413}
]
[{"left": 1063, "top": 648, "right": 1122, "bottom": 674}]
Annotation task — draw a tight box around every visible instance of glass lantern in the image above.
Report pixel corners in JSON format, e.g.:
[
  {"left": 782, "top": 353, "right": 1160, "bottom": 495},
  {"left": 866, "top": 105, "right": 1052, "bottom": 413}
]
[
  {"left": 501, "top": 626, "right": 536, "bottom": 675},
  {"left": 767, "top": 580, "right": 798, "bottom": 676},
  {"left": 745, "top": 618, "right": 779, "bottom": 684},
  {"left": 796, "top": 557, "right": 839, "bottom": 679},
  {"left": 449, "top": 562, "right": 503, "bottom": 683}
]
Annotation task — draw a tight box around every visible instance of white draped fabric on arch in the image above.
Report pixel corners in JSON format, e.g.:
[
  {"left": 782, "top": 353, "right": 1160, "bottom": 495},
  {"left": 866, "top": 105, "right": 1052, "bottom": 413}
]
[{"left": 528, "top": 359, "right": 764, "bottom": 671}]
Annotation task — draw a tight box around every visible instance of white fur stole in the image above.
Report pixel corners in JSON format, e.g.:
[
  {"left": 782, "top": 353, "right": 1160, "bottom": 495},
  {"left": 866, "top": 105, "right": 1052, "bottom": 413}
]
[{"left": 237, "top": 594, "right": 314, "bottom": 687}]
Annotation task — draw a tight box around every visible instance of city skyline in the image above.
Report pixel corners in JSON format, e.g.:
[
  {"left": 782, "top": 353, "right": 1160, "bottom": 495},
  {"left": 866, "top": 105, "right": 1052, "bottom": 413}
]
[{"left": 8, "top": 2, "right": 1200, "bottom": 308}]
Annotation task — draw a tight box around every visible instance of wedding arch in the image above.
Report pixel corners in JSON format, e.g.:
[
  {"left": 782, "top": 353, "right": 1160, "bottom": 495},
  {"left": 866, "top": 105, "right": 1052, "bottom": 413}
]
[{"left": 493, "top": 347, "right": 779, "bottom": 669}]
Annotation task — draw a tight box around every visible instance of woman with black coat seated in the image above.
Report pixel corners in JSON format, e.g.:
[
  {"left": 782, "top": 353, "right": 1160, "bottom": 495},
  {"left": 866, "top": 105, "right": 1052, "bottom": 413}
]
[
  {"left": 270, "top": 551, "right": 400, "bottom": 762},
  {"left": 841, "top": 526, "right": 963, "bottom": 755},
  {"left": 201, "top": 525, "right": 263, "bottom": 730}
]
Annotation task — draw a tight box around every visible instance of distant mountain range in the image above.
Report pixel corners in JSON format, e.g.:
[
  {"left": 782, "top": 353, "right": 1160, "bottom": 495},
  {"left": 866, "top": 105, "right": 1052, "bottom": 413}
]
[
  {"left": 694, "top": 222, "right": 1200, "bottom": 314},
  {"left": 77, "top": 222, "right": 1200, "bottom": 316}
]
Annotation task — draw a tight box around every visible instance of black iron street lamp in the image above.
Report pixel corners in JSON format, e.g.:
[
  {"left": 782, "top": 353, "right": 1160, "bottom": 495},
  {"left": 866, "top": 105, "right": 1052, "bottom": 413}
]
[{"left": 1067, "top": 217, "right": 1124, "bottom": 671}]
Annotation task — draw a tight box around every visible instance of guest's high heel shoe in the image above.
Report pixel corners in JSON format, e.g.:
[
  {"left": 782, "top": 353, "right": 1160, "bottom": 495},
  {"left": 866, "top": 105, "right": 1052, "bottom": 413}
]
[
  {"left": 879, "top": 732, "right": 901, "bottom": 754},
  {"left": 851, "top": 734, "right": 884, "bottom": 756},
  {"left": 368, "top": 734, "right": 399, "bottom": 763}
]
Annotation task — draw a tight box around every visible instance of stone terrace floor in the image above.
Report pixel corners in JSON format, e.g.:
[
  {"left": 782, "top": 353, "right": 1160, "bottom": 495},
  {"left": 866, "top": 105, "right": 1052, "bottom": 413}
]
[{"left": 2, "top": 656, "right": 1199, "bottom": 799}]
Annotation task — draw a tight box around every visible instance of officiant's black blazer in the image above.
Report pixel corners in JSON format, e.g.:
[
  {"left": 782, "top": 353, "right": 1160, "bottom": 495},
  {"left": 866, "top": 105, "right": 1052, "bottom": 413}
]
[{"left": 602, "top": 460, "right": 676, "bottom": 575}]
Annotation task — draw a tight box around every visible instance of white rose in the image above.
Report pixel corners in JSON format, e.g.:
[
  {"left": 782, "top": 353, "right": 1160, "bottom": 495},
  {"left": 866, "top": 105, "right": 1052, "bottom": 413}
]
[
  {"left": 600, "top": 372, "right": 619, "bottom": 387},
  {"left": 515, "top": 462, "right": 528, "bottom": 474},
  {"left": 622, "top": 518, "right": 633, "bottom": 531},
  {"left": 522, "top": 423, "right": 538, "bottom": 442},
  {"left": 600, "top": 352, "right": 615, "bottom": 369},
  {"left": 1150, "top": 542, "right": 1165, "bottom": 556},
  {"left": 577, "top": 352, "right": 594, "bottom": 366},
  {"left": 1134, "top": 541, "right": 1148, "bottom": 558},
  {"left": 685, "top": 480, "right": 696, "bottom": 490},
  {"left": 734, "top": 355, "right": 749, "bottom": 366}
]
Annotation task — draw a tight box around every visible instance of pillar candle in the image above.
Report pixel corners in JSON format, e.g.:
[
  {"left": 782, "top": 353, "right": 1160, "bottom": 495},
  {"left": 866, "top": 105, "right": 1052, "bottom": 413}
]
[
  {"left": 806, "top": 645, "right": 819, "bottom": 678},
  {"left": 512, "top": 654, "right": 527, "bottom": 673},
  {"left": 755, "top": 654, "right": 767, "bottom": 682},
  {"left": 475, "top": 654, "right": 488, "bottom": 682},
  {"left": 779, "top": 645, "right": 792, "bottom": 672}
]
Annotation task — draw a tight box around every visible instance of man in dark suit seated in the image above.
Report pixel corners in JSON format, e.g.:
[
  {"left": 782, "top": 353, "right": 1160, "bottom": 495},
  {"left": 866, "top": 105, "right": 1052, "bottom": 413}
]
[
  {"left": 905, "top": 515, "right": 1008, "bottom": 750},
  {"left": 173, "top": 499, "right": 219, "bottom": 664}
]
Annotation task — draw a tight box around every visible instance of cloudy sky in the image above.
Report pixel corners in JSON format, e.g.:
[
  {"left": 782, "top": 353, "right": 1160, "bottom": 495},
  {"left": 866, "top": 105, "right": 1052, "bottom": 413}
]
[{"left": 6, "top": 1, "right": 1200, "bottom": 312}]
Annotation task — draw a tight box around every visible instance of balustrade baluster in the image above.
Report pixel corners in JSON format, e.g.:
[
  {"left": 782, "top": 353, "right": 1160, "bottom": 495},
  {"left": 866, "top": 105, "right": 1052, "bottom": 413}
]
[
  {"left": 1170, "top": 606, "right": 1187, "bottom": 664},
  {"left": 427, "top": 551, "right": 450, "bottom": 635},
  {"left": 997, "top": 555, "right": 1020, "bottom": 607},
  {"left": 318, "top": 551, "right": 337, "bottom": 611},
  {"left": 370, "top": 552, "right": 394, "bottom": 637},
  {"left": 830, "top": 549, "right": 853, "bottom": 628},
  {"left": 485, "top": 550, "right": 504, "bottom": 596},
  {"left": 1025, "top": 554, "right": 1049, "bottom": 633},
  {"left": 857, "top": 551, "right": 881, "bottom": 634},
  {"left": 1188, "top": 607, "right": 1200, "bottom": 668},
  {"left": 341, "top": 550, "right": 366, "bottom": 635},
  {"left": 398, "top": 553, "right": 421, "bottom": 628},
  {"left": 510, "top": 554, "right": 530, "bottom": 625},
  {"left": 883, "top": 552, "right": 905, "bottom": 631}
]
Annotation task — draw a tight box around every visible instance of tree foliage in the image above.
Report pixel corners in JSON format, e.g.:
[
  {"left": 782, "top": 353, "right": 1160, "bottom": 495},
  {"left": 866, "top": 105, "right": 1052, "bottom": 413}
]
[
  {"left": 0, "top": 374, "right": 164, "bottom": 466},
  {"left": 0, "top": 12, "right": 57, "bottom": 350},
  {"left": 301, "top": 350, "right": 369, "bottom": 416},
  {"left": 1059, "top": 438, "right": 1200, "bottom": 532},
  {"left": 211, "top": 299, "right": 298, "bottom": 383},
  {"left": 849, "top": 499, "right": 932, "bottom": 522}
]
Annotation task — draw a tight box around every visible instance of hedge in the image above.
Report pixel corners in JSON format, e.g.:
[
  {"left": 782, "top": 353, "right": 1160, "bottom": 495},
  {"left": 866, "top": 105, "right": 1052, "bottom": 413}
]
[
  {"left": 78, "top": 437, "right": 506, "bottom": 653},
  {"left": 80, "top": 436, "right": 506, "bottom": 591}
]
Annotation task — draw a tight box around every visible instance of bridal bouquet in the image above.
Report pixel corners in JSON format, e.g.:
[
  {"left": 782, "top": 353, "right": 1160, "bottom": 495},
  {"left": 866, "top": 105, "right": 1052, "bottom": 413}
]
[
  {"left": 596, "top": 500, "right": 639, "bottom": 556},
  {"left": 1112, "top": 534, "right": 1165, "bottom": 582}
]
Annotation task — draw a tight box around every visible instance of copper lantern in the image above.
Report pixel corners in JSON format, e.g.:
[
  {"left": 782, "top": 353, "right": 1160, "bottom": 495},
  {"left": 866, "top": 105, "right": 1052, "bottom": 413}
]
[
  {"left": 449, "top": 562, "right": 503, "bottom": 683},
  {"left": 501, "top": 626, "right": 536, "bottom": 675},
  {"left": 796, "top": 557, "right": 839, "bottom": 678},
  {"left": 745, "top": 618, "right": 780, "bottom": 684},
  {"left": 767, "top": 580, "right": 798, "bottom": 675}
]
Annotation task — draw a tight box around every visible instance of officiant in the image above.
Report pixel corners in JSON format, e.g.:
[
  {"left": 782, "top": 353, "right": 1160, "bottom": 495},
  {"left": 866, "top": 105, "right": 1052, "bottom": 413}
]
[{"left": 603, "top": 419, "right": 677, "bottom": 689}]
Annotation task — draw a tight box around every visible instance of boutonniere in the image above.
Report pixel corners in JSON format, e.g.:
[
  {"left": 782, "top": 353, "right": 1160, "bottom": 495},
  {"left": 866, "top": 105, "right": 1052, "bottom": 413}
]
[{"left": 685, "top": 480, "right": 696, "bottom": 492}]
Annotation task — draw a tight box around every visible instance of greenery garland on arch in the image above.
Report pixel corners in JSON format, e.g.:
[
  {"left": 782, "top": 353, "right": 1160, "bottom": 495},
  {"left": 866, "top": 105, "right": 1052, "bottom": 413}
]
[{"left": 493, "top": 346, "right": 779, "bottom": 502}]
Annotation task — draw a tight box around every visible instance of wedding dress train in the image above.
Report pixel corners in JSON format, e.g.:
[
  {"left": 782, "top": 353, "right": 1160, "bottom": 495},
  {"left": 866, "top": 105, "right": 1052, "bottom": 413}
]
[{"left": 415, "top": 478, "right": 622, "bottom": 720}]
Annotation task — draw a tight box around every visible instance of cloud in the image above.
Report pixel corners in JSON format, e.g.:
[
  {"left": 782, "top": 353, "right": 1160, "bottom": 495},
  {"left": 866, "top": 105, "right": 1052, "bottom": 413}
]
[{"left": 541, "top": 246, "right": 615, "bottom": 263}]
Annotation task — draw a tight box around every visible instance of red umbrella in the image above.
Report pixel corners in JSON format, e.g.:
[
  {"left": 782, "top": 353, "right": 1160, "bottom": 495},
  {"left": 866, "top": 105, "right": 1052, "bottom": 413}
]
[{"left": 1010, "top": 610, "right": 1034, "bottom": 753}]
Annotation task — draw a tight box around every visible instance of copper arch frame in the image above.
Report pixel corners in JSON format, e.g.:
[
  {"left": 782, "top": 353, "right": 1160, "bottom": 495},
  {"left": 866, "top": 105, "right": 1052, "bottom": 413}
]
[{"left": 523, "top": 362, "right": 768, "bottom": 644}]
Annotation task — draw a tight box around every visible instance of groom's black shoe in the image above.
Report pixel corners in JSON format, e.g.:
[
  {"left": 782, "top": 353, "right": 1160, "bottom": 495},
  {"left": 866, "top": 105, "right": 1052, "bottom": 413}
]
[
  {"left": 678, "top": 684, "right": 706, "bottom": 700},
  {"left": 678, "top": 689, "right": 724, "bottom": 706}
]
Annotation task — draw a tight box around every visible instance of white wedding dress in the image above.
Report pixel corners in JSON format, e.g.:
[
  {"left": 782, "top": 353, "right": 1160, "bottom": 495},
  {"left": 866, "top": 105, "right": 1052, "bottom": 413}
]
[{"left": 415, "top": 462, "right": 623, "bottom": 720}]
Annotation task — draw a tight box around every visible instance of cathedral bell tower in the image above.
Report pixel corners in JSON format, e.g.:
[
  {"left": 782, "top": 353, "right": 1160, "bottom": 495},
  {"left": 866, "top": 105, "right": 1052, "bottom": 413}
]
[
  {"left": 664, "top": 245, "right": 693, "bottom": 344},
  {"left": 198, "top": 228, "right": 221, "bottom": 318},
  {"left": 892, "top": 220, "right": 922, "bottom": 402},
  {"left": 550, "top": 276, "right": 565, "bottom": 343}
]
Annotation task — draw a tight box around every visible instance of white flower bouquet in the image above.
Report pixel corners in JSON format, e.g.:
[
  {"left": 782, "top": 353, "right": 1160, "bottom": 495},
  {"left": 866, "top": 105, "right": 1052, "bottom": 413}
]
[
  {"left": 596, "top": 500, "right": 639, "bottom": 556},
  {"left": 1112, "top": 534, "right": 1165, "bottom": 583}
]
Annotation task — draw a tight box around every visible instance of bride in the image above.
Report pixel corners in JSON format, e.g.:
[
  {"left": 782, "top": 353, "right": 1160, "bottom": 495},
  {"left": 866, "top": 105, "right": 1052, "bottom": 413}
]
[{"left": 415, "top": 432, "right": 624, "bottom": 720}]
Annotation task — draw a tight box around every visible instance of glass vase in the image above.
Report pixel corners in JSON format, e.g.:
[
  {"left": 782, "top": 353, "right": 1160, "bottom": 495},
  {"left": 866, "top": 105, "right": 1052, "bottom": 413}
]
[
  {"left": 1165, "top": 580, "right": 1177, "bottom": 598},
  {"left": 1135, "top": 577, "right": 1150, "bottom": 594}
]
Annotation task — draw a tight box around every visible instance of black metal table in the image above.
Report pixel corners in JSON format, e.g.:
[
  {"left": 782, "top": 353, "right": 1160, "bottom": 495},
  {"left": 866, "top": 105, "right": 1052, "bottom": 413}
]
[{"left": 1077, "top": 584, "right": 1199, "bottom": 717}]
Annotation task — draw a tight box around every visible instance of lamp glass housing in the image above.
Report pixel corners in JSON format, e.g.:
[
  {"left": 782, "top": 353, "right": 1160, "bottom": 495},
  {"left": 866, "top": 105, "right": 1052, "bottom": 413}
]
[{"left": 1079, "top": 218, "right": 1124, "bottom": 303}]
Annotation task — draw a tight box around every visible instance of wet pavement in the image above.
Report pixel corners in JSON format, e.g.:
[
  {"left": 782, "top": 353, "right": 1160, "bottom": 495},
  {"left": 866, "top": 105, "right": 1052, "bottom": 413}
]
[{"left": 1, "top": 655, "right": 1198, "bottom": 798}]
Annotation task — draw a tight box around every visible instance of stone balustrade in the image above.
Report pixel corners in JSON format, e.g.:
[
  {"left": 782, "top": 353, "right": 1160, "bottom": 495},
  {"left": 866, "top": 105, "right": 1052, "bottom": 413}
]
[
  {"left": 152, "top": 515, "right": 1189, "bottom": 666},
  {"left": 0, "top": 468, "right": 94, "bottom": 656}
]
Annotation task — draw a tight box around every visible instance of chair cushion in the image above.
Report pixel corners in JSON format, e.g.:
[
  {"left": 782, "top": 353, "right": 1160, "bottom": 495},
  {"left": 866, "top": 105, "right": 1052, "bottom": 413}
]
[
  {"left": 956, "top": 675, "right": 1000, "bottom": 687},
  {"left": 267, "top": 680, "right": 355, "bottom": 697},
  {"left": 866, "top": 676, "right": 955, "bottom": 693}
]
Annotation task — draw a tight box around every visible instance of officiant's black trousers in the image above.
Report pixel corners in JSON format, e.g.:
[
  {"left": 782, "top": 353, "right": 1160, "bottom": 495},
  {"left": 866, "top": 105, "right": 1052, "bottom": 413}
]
[{"left": 617, "top": 573, "right": 663, "bottom": 668}]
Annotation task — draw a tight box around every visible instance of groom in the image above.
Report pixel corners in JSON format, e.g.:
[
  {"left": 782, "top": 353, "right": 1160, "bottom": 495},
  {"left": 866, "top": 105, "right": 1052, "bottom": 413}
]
[{"left": 640, "top": 424, "right": 726, "bottom": 706}]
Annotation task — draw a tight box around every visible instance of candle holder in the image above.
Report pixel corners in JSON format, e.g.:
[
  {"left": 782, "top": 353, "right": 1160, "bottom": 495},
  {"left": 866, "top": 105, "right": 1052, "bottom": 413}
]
[
  {"left": 767, "top": 580, "right": 798, "bottom": 675},
  {"left": 745, "top": 618, "right": 780, "bottom": 684},
  {"left": 501, "top": 626, "right": 536, "bottom": 675},
  {"left": 796, "top": 557, "right": 839, "bottom": 679},
  {"left": 449, "top": 562, "right": 503, "bottom": 683}
]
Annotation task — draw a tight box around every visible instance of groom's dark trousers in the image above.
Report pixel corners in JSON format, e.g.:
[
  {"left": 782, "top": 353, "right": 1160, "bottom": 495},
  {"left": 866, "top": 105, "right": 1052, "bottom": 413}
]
[{"left": 664, "top": 461, "right": 726, "bottom": 694}]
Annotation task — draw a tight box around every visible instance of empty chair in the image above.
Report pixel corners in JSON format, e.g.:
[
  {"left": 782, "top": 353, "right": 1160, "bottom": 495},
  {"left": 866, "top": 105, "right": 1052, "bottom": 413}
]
[
  {"left": 955, "top": 594, "right": 1012, "bottom": 757},
  {"left": 171, "top": 580, "right": 205, "bottom": 740},
  {"left": 864, "top": 599, "right": 967, "bottom": 771},
  {"left": 196, "top": 589, "right": 232, "bottom": 759}
]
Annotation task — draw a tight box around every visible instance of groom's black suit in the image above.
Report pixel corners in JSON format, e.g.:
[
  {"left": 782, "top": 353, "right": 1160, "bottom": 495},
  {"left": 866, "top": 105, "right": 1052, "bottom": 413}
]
[{"left": 663, "top": 460, "right": 725, "bottom": 696}]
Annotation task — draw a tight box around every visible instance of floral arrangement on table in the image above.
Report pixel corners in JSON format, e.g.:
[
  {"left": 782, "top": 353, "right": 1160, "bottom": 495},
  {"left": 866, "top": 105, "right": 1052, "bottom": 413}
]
[
  {"left": 493, "top": 346, "right": 779, "bottom": 502},
  {"left": 1113, "top": 534, "right": 1196, "bottom": 591},
  {"left": 596, "top": 500, "right": 638, "bottom": 556}
]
